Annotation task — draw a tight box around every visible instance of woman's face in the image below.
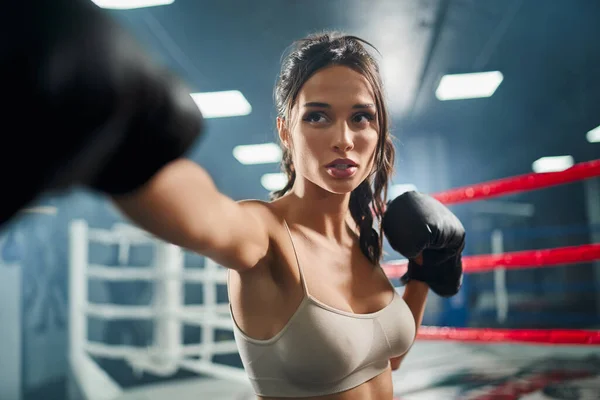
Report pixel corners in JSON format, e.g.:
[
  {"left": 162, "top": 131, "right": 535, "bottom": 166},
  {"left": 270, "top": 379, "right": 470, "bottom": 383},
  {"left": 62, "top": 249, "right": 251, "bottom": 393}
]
[{"left": 279, "top": 65, "right": 380, "bottom": 195}]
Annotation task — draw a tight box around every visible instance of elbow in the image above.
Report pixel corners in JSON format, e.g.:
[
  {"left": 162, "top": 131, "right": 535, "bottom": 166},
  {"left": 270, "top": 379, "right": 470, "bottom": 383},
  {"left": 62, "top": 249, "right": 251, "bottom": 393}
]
[{"left": 390, "top": 356, "right": 403, "bottom": 371}]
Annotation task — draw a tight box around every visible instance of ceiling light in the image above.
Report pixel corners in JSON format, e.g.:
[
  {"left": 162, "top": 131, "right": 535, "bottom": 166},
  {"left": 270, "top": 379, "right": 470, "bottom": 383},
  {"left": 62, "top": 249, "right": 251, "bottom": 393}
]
[
  {"left": 532, "top": 155, "right": 574, "bottom": 173},
  {"left": 190, "top": 90, "right": 252, "bottom": 119},
  {"left": 436, "top": 71, "right": 504, "bottom": 101},
  {"left": 19, "top": 206, "right": 58, "bottom": 215},
  {"left": 586, "top": 125, "right": 600, "bottom": 143},
  {"left": 91, "top": 0, "right": 174, "bottom": 9},
  {"left": 261, "top": 173, "right": 288, "bottom": 191},
  {"left": 233, "top": 143, "right": 282, "bottom": 165}
]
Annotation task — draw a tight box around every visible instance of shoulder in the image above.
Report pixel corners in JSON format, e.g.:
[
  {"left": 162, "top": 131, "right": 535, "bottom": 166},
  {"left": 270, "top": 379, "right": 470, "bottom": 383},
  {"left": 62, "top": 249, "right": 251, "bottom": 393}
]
[
  {"left": 236, "top": 197, "right": 294, "bottom": 257},
  {"left": 237, "top": 199, "right": 279, "bottom": 223},
  {"left": 237, "top": 198, "right": 272, "bottom": 212},
  {"left": 229, "top": 199, "right": 289, "bottom": 279},
  {"left": 236, "top": 199, "right": 289, "bottom": 245}
]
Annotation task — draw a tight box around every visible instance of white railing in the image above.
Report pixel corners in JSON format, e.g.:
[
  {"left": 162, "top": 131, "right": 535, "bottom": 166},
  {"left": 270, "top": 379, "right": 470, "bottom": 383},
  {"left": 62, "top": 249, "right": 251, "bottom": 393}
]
[
  {"left": 491, "top": 229, "right": 509, "bottom": 324},
  {"left": 68, "top": 219, "right": 248, "bottom": 400}
]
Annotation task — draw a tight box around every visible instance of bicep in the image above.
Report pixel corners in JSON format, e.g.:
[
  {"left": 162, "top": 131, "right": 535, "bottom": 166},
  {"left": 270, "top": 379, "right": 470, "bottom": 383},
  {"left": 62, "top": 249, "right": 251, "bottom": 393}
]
[{"left": 112, "top": 159, "right": 270, "bottom": 271}]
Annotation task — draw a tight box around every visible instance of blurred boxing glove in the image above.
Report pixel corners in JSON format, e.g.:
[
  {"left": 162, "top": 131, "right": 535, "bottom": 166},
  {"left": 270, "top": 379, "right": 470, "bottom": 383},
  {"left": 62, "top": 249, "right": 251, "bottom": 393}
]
[
  {"left": 1, "top": 0, "right": 204, "bottom": 226},
  {"left": 382, "top": 191, "right": 466, "bottom": 297}
]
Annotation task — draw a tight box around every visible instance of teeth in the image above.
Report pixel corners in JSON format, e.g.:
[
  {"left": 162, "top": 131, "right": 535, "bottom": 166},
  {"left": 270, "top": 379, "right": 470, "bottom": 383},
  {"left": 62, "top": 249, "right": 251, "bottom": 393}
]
[{"left": 333, "top": 164, "right": 352, "bottom": 169}]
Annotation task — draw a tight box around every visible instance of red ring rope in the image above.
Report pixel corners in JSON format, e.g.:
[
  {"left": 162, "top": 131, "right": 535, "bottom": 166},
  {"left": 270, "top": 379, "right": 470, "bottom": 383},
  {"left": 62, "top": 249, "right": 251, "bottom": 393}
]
[
  {"left": 433, "top": 159, "right": 600, "bottom": 205},
  {"left": 416, "top": 327, "right": 600, "bottom": 345},
  {"left": 381, "top": 160, "right": 600, "bottom": 347},
  {"left": 382, "top": 243, "right": 600, "bottom": 346},
  {"left": 383, "top": 243, "right": 600, "bottom": 278}
]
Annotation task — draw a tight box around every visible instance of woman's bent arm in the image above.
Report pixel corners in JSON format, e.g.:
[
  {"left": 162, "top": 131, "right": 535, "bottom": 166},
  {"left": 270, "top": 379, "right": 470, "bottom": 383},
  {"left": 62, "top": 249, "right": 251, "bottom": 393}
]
[{"left": 390, "top": 280, "right": 429, "bottom": 370}]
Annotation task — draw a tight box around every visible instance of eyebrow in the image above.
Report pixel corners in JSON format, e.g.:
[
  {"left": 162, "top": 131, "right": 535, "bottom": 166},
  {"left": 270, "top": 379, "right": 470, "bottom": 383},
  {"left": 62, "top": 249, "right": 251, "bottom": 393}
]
[{"left": 303, "top": 102, "right": 376, "bottom": 109}]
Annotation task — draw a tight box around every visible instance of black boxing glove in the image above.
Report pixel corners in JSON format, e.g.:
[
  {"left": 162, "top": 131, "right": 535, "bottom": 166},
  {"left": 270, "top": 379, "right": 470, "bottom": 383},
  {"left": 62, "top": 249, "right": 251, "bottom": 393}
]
[
  {"left": 87, "top": 65, "right": 203, "bottom": 195},
  {"left": 1, "top": 0, "right": 203, "bottom": 225},
  {"left": 382, "top": 191, "right": 466, "bottom": 297}
]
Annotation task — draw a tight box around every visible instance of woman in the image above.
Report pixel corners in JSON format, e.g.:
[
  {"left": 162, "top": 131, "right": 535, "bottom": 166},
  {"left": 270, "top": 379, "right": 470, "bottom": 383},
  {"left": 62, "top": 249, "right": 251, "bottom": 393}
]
[
  {"left": 7, "top": 0, "right": 462, "bottom": 392},
  {"left": 115, "top": 32, "right": 464, "bottom": 399}
]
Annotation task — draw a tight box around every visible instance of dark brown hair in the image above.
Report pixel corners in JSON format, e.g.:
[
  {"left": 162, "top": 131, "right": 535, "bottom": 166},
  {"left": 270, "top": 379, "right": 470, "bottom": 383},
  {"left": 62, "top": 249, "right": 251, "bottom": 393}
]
[{"left": 271, "top": 31, "right": 395, "bottom": 265}]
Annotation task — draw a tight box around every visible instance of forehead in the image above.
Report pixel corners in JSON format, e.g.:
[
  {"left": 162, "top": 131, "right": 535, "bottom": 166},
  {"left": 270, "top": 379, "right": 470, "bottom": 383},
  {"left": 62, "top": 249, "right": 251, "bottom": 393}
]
[{"left": 296, "top": 65, "right": 375, "bottom": 107}]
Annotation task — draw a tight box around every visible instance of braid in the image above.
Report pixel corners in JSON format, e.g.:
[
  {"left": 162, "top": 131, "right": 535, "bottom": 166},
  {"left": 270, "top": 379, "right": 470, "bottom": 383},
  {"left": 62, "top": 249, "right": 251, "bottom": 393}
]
[
  {"left": 270, "top": 147, "right": 295, "bottom": 200},
  {"left": 349, "top": 180, "right": 380, "bottom": 264}
]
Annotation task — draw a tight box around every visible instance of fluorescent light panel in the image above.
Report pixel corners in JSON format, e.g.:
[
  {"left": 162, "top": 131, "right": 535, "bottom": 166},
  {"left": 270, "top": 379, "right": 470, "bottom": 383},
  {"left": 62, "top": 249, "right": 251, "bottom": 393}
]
[
  {"left": 92, "top": 0, "right": 174, "bottom": 9},
  {"left": 20, "top": 206, "right": 58, "bottom": 215},
  {"left": 233, "top": 143, "right": 282, "bottom": 165},
  {"left": 190, "top": 90, "right": 252, "bottom": 119},
  {"left": 532, "top": 155, "right": 574, "bottom": 173},
  {"left": 436, "top": 71, "right": 504, "bottom": 101},
  {"left": 587, "top": 125, "right": 600, "bottom": 143},
  {"left": 261, "top": 173, "right": 287, "bottom": 191}
]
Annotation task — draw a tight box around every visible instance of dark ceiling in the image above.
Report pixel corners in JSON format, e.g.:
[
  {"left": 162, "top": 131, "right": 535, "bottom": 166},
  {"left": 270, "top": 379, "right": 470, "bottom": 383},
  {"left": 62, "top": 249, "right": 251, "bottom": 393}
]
[{"left": 108, "top": 0, "right": 600, "bottom": 201}]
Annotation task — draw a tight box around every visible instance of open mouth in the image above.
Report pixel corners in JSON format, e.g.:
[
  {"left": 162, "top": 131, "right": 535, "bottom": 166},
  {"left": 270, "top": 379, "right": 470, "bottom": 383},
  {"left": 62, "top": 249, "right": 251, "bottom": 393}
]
[
  {"left": 325, "top": 158, "right": 358, "bottom": 178},
  {"left": 329, "top": 164, "right": 355, "bottom": 170},
  {"left": 326, "top": 158, "right": 358, "bottom": 168}
]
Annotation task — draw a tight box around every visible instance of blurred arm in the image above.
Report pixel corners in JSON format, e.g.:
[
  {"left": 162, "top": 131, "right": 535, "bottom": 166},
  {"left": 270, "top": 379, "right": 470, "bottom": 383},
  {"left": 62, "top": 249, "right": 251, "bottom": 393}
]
[{"left": 112, "top": 159, "right": 271, "bottom": 271}]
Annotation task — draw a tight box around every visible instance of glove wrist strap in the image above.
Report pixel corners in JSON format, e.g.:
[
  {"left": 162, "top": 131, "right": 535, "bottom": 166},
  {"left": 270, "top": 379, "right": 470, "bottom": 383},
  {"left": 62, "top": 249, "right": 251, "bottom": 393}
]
[{"left": 400, "top": 260, "right": 424, "bottom": 286}]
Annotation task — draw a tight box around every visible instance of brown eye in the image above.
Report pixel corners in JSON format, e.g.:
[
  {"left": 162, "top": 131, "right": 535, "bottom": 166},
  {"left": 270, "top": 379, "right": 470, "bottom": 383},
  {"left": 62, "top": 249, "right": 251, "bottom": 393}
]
[
  {"left": 303, "top": 112, "right": 328, "bottom": 123},
  {"left": 353, "top": 112, "right": 375, "bottom": 124}
]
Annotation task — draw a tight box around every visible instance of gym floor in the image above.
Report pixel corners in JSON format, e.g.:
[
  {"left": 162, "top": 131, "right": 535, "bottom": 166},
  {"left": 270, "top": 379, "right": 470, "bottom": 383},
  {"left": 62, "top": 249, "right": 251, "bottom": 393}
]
[{"left": 106, "top": 342, "right": 600, "bottom": 400}]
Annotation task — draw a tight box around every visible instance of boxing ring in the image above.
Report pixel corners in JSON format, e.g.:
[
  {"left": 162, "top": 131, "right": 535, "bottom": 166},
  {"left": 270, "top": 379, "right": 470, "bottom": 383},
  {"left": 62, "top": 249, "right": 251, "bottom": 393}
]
[
  {"left": 68, "top": 222, "right": 251, "bottom": 400},
  {"left": 68, "top": 159, "right": 600, "bottom": 400}
]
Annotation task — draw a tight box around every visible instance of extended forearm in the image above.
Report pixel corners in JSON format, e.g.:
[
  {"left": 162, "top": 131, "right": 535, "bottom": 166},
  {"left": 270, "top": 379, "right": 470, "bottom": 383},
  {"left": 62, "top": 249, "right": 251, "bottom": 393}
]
[
  {"left": 112, "top": 159, "right": 270, "bottom": 271},
  {"left": 112, "top": 159, "right": 226, "bottom": 253}
]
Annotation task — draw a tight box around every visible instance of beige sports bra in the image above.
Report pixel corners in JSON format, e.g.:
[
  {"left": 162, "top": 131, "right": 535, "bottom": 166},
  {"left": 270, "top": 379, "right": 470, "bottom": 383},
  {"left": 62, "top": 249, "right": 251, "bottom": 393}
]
[{"left": 229, "top": 220, "right": 416, "bottom": 397}]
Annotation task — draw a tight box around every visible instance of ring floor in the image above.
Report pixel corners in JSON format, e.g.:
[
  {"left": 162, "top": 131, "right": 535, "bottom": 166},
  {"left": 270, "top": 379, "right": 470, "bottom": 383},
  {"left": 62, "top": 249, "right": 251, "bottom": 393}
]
[{"left": 110, "top": 342, "right": 600, "bottom": 400}]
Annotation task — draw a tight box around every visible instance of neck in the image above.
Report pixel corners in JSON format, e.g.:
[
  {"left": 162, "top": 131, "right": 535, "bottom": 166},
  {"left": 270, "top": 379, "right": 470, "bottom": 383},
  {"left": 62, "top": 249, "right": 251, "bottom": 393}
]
[{"left": 285, "top": 179, "right": 354, "bottom": 243}]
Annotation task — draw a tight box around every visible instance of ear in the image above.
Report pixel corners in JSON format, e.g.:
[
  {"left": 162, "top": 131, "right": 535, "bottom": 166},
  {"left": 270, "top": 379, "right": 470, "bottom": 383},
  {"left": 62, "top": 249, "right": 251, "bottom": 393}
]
[{"left": 277, "top": 117, "right": 290, "bottom": 149}]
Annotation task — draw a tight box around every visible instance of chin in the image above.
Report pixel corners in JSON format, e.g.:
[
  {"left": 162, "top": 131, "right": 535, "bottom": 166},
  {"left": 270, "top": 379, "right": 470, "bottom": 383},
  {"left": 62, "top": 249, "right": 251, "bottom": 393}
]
[{"left": 320, "top": 177, "right": 363, "bottom": 195}]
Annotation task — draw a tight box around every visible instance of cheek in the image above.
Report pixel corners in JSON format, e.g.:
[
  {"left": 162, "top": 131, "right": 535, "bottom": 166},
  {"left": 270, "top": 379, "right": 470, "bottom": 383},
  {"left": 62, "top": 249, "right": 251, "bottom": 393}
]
[
  {"left": 295, "top": 130, "right": 326, "bottom": 160},
  {"left": 291, "top": 131, "right": 324, "bottom": 172},
  {"left": 357, "top": 130, "right": 379, "bottom": 159}
]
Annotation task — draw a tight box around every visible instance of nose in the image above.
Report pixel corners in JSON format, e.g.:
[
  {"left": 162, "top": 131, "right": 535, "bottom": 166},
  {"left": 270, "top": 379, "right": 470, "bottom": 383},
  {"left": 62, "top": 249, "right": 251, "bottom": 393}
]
[{"left": 332, "top": 122, "right": 354, "bottom": 153}]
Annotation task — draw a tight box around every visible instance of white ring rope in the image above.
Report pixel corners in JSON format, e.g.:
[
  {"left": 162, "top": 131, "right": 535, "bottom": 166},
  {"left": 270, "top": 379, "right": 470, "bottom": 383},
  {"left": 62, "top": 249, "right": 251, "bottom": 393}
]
[
  {"left": 86, "top": 264, "right": 228, "bottom": 282},
  {"left": 69, "top": 219, "right": 248, "bottom": 391}
]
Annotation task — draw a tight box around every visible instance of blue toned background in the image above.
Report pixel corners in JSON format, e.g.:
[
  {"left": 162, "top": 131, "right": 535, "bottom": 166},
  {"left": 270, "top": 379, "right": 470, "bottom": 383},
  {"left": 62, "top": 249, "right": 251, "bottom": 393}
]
[{"left": 2, "top": 1, "right": 600, "bottom": 399}]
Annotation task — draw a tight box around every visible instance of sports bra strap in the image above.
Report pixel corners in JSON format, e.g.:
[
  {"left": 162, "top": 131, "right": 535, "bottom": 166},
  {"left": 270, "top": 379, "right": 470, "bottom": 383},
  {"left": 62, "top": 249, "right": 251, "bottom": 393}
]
[{"left": 283, "top": 219, "right": 309, "bottom": 296}]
